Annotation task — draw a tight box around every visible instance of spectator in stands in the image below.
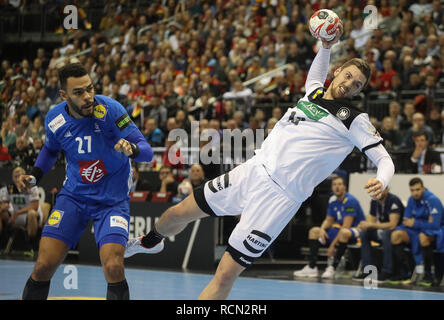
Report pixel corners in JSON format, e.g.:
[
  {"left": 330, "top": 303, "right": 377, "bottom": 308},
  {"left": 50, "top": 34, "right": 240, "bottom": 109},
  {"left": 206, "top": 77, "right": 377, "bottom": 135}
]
[
  {"left": 388, "top": 101, "right": 403, "bottom": 130},
  {"left": 149, "top": 165, "right": 178, "bottom": 196},
  {"left": 399, "top": 101, "right": 415, "bottom": 131},
  {"left": 0, "top": 167, "right": 43, "bottom": 253},
  {"left": 409, "top": 131, "right": 442, "bottom": 174},
  {"left": 25, "top": 116, "right": 45, "bottom": 140},
  {"left": 401, "top": 112, "right": 435, "bottom": 148},
  {"left": 1, "top": 119, "right": 17, "bottom": 152},
  {"left": 147, "top": 96, "right": 167, "bottom": 130},
  {"left": 232, "top": 110, "right": 249, "bottom": 131},
  {"left": 143, "top": 117, "right": 164, "bottom": 147},
  {"left": 130, "top": 163, "right": 151, "bottom": 192},
  {"left": 189, "top": 163, "right": 208, "bottom": 188},
  {"left": 9, "top": 136, "right": 36, "bottom": 172},
  {"left": 379, "top": 59, "right": 397, "bottom": 92},
  {"left": 0, "top": 190, "right": 10, "bottom": 249},
  {"left": 45, "top": 76, "right": 60, "bottom": 104},
  {"left": 0, "top": 137, "right": 12, "bottom": 166},
  {"left": 352, "top": 188, "right": 404, "bottom": 283},
  {"left": 389, "top": 178, "right": 444, "bottom": 286},
  {"left": 293, "top": 176, "right": 366, "bottom": 279},
  {"left": 15, "top": 115, "right": 30, "bottom": 138},
  {"left": 380, "top": 116, "right": 401, "bottom": 149},
  {"left": 36, "top": 88, "right": 52, "bottom": 117}
]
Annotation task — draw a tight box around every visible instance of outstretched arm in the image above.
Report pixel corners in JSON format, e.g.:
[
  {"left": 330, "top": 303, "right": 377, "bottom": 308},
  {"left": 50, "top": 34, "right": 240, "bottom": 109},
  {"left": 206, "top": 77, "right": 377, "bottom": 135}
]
[
  {"left": 364, "top": 144, "right": 395, "bottom": 200},
  {"left": 305, "top": 23, "right": 343, "bottom": 94}
]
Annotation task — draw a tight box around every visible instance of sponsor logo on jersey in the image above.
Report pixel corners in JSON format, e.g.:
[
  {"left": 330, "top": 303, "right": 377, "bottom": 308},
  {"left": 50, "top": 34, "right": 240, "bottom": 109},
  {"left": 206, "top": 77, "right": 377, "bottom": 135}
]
[
  {"left": 208, "top": 173, "right": 230, "bottom": 193},
  {"left": 115, "top": 114, "right": 132, "bottom": 131},
  {"left": 93, "top": 104, "right": 107, "bottom": 120},
  {"left": 47, "top": 210, "right": 64, "bottom": 227},
  {"left": 48, "top": 114, "right": 66, "bottom": 133},
  {"left": 94, "top": 122, "right": 101, "bottom": 133},
  {"left": 110, "top": 216, "right": 128, "bottom": 232},
  {"left": 64, "top": 131, "right": 72, "bottom": 138},
  {"left": 297, "top": 101, "right": 329, "bottom": 121},
  {"left": 336, "top": 107, "right": 350, "bottom": 120},
  {"left": 243, "top": 230, "right": 272, "bottom": 255},
  {"left": 78, "top": 159, "right": 107, "bottom": 183}
]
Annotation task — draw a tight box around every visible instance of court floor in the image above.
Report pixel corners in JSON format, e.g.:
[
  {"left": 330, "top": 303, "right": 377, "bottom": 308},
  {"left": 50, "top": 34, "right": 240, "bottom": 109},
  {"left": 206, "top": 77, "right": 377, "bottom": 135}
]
[{"left": 1, "top": 259, "right": 444, "bottom": 300}]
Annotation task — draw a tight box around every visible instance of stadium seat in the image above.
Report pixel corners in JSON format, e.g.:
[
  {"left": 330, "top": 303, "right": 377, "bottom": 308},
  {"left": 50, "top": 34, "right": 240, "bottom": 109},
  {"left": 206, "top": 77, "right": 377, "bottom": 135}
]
[
  {"left": 151, "top": 192, "right": 172, "bottom": 203},
  {"left": 129, "top": 191, "right": 151, "bottom": 202}
]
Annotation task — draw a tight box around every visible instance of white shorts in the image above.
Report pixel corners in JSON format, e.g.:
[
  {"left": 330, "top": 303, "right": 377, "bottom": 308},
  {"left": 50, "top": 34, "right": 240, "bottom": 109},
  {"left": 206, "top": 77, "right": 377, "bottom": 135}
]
[
  {"left": 14, "top": 206, "right": 44, "bottom": 227},
  {"left": 194, "top": 157, "right": 302, "bottom": 267}
]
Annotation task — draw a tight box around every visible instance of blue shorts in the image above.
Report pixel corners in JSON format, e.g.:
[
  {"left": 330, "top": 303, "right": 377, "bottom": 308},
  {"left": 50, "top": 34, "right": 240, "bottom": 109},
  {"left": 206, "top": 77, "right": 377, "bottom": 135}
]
[
  {"left": 42, "top": 194, "right": 130, "bottom": 250},
  {"left": 325, "top": 227, "right": 359, "bottom": 245}
]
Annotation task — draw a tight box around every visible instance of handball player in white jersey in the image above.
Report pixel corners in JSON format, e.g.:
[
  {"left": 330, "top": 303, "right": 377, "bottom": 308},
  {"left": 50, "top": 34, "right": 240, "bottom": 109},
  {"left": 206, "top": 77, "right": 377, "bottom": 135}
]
[{"left": 125, "top": 23, "right": 395, "bottom": 299}]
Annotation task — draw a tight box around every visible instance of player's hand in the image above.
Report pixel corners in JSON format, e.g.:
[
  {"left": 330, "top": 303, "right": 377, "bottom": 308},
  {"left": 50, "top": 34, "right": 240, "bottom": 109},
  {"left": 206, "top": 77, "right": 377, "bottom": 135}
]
[
  {"left": 357, "top": 221, "right": 369, "bottom": 232},
  {"left": 16, "top": 175, "right": 36, "bottom": 193},
  {"left": 319, "top": 228, "right": 328, "bottom": 245},
  {"left": 114, "top": 139, "right": 133, "bottom": 157},
  {"left": 321, "top": 21, "right": 343, "bottom": 49},
  {"left": 403, "top": 217, "right": 415, "bottom": 227},
  {"left": 364, "top": 178, "right": 383, "bottom": 200}
]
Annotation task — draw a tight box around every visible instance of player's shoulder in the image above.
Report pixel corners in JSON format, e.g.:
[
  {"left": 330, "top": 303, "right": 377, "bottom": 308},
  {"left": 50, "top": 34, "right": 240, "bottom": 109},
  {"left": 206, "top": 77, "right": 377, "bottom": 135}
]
[
  {"left": 328, "top": 195, "right": 338, "bottom": 204},
  {"left": 94, "top": 94, "right": 123, "bottom": 110},
  {"left": 45, "top": 102, "right": 69, "bottom": 133},
  {"left": 344, "top": 192, "right": 359, "bottom": 204},
  {"left": 424, "top": 189, "right": 442, "bottom": 204},
  {"left": 46, "top": 101, "right": 67, "bottom": 121}
]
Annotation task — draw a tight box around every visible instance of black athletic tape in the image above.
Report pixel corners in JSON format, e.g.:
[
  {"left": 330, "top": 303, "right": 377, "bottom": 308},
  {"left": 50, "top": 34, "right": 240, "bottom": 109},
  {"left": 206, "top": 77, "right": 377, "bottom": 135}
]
[
  {"left": 129, "top": 142, "right": 140, "bottom": 159},
  {"left": 226, "top": 245, "right": 255, "bottom": 268},
  {"left": 193, "top": 183, "right": 217, "bottom": 216}
]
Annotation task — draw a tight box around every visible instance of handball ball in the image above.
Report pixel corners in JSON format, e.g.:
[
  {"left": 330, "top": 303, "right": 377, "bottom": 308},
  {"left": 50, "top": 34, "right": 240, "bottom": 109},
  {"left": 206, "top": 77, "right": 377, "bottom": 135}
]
[{"left": 309, "top": 9, "right": 340, "bottom": 41}]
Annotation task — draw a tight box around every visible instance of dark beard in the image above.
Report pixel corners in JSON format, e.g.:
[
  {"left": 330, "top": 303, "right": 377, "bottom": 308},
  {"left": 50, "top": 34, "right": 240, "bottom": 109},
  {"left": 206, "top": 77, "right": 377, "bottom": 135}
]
[{"left": 66, "top": 97, "right": 93, "bottom": 118}]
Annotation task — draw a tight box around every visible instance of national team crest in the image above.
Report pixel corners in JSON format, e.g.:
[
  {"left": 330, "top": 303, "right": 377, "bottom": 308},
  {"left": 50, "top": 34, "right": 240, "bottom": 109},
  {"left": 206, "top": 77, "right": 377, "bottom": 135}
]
[
  {"left": 336, "top": 107, "right": 350, "bottom": 120},
  {"left": 78, "top": 159, "right": 107, "bottom": 183}
]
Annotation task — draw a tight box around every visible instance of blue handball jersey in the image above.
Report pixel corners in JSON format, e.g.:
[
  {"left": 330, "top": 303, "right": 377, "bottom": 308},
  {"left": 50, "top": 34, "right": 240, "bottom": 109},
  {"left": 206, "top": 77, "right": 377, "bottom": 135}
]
[
  {"left": 44, "top": 95, "right": 138, "bottom": 205},
  {"left": 327, "top": 192, "right": 366, "bottom": 227},
  {"left": 404, "top": 189, "right": 444, "bottom": 231}
]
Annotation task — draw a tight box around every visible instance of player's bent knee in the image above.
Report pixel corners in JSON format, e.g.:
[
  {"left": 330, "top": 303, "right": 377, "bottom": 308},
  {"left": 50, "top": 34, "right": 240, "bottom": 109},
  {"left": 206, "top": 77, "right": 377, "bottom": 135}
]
[
  {"left": 419, "top": 233, "right": 431, "bottom": 246},
  {"left": 391, "top": 230, "right": 403, "bottom": 244},
  {"left": 309, "top": 227, "right": 320, "bottom": 238},
  {"left": 338, "top": 228, "right": 352, "bottom": 242}
]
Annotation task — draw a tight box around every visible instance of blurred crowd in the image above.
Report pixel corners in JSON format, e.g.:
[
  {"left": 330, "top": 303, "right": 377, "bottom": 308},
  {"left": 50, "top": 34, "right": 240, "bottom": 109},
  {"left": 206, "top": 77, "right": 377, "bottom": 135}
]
[{"left": 1, "top": 0, "right": 444, "bottom": 176}]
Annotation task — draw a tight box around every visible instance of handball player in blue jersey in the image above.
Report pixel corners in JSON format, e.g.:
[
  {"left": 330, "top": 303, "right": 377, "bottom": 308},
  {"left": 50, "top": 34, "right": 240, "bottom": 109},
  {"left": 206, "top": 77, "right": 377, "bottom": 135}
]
[{"left": 18, "top": 63, "right": 153, "bottom": 300}]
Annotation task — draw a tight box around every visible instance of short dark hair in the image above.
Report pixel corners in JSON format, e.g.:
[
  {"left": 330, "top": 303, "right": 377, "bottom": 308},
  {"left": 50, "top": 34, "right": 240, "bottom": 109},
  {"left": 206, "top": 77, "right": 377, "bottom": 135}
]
[
  {"left": 412, "top": 130, "right": 428, "bottom": 140},
  {"left": 409, "top": 177, "right": 423, "bottom": 187},
  {"left": 331, "top": 174, "right": 347, "bottom": 186},
  {"left": 340, "top": 58, "right": 371, "bottom": 89},
  {"left": 58, "top": 63, "right": 88, "bottom": 89}
]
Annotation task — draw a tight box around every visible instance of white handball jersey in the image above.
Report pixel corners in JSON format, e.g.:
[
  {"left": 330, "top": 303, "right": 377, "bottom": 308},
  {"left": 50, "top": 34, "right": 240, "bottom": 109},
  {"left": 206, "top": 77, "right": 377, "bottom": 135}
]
[
  {"left": 254, "top": 88, "right": 382, "bottom": 203},
  {"left": 254, "top": 47, "right": 383, "bottom": 203}
]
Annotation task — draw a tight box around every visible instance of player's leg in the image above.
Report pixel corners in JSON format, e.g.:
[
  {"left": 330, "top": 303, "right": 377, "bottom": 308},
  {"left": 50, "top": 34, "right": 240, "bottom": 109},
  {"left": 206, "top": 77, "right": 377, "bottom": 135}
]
[
  {"left": 380, "top": 229, "right": 394, "bottom": 278},
  {"left": 94, "top": 202, "right": 131, "bottom": 300},
  {"left": 26, "top": 209, "right": 39, "bottom": 239},
  {"left": 294, "top": 227, "right": 331, "bottom": 277},
  {"left": 99, "top": 242, "right": 128, "bottom": 299},
  {"left": 419, "top": 233, "right": 435, "bottom": 285},
  {"left": 126, "top": 164, "right": 249, "bottom": 258},
  {"left": 390, "top": 228, "right": 411, "bottom": 281},
  {"left": 198, "top": 251, "right": 245, "bottom": 300},
  {"left": 22, "top": 236, "right": 69, "bottom": 300},
  {"left": 23, "top": 196, "right": 88, "bottom": 299},
  {"left": 125, "top": 192, "right": 208, "bottom": 257},
  {"left": 155, "top": 191, "right": 209, "bottom": 237}
]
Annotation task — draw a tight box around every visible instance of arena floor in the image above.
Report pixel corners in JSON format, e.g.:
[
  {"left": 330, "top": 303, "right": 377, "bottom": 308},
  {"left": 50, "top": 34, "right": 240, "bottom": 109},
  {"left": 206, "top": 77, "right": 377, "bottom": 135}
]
[{"left": 1, "top": 258, "right": 444, "bottom": 300}]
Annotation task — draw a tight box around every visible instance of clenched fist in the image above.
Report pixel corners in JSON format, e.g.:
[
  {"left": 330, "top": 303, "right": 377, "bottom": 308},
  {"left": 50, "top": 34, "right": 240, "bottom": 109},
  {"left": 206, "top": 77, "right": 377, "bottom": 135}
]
[{"left": 114, "top": 139, "right": 134, "bottom": 157}]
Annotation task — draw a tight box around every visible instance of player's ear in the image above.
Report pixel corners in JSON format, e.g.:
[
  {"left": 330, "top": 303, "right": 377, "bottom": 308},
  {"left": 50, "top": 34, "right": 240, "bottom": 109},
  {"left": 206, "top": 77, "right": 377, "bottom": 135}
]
[
  {"left": 59, "top": 89, "right": 67, "bottom": 101},
  {"left": 333, "top": 67, "right": 342, "bottom": 78}
]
